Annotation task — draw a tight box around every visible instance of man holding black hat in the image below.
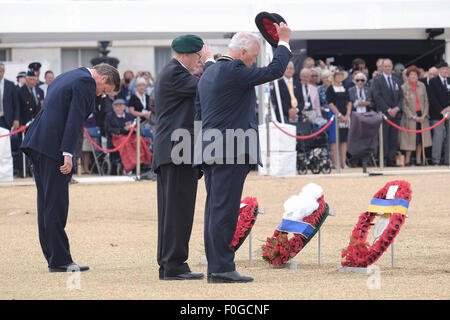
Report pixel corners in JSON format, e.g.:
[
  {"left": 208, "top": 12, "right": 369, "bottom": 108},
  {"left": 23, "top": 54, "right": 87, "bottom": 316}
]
[
  {"left": 152, "top": 34, "right": 213, "bottom": 281},
  {"left": 195, "top": 19, "right": 292, "bottom": 283}
]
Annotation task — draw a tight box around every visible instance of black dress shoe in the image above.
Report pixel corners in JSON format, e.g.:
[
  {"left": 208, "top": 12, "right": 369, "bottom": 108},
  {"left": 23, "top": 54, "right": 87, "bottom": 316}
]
[
  {"left": 207, "top": 271, "right": 253, "bottom": 283},
  {"left": 163, "top": 271, "right": 204, "bottom": 281},
  {"left": 49, "top": 263, "right": 89, "bottom": 273}
]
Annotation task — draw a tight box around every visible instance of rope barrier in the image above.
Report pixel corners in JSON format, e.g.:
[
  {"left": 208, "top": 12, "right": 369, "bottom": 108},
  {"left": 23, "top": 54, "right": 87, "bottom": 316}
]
[
  {"left": 0, "top": 125, "right": 28, "bottom": 138},
  {"left": 271, "top": 115, "right": 335, "bottom": 140},
  {"left": 83, "top": 124, "right": 136, "bottom": 153},
  {"left": 383, "top": 113, "right": 448, "bottom": 133}
]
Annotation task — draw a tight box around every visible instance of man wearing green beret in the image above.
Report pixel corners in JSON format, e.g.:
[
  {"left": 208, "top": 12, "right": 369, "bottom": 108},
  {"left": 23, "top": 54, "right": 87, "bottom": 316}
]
[{"left": 152, "top": 34, "right": 214, "bottom": 281}]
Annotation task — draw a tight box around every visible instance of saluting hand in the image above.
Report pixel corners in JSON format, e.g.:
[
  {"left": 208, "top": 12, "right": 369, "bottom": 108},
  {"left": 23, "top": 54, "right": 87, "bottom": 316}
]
[
  {"left": 200, "top": 44, "right": 213, "bottom": 64},
  {"left": 60, "top": 155, "right": 73, "bottom": 175},
  {"left": 274, "top": 22, "right": 291, "bottom": 43}
]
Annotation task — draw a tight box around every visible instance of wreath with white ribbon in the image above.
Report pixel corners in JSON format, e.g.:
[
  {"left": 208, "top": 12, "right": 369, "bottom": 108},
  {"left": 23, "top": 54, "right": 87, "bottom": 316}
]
[
  {"left": 262, "top": 183, "right": 329, "bottom": 267},
  {"left": 341, "top": 180, "right": 411, "bottom": 268}
]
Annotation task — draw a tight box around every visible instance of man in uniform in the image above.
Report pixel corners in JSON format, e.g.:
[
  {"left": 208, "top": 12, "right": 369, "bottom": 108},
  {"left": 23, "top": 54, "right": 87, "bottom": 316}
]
[
  {"left": 28, "top": 62, "right": 44, "bottom": 86},
  {"left": 17, "top": 71, "right": 44, "bottom": 176},
  {"left": 21, "top": 63, "right": 120, "bottom": 272},
  {"left": 152, "top": 34, "right": 213, "bottom": 281},
  {"left": 195, "top": 22, "right": 292, "bottom": 283}
]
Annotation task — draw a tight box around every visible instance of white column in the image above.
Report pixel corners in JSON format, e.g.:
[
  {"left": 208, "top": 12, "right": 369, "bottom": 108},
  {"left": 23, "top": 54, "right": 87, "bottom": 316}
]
[{"left": 446, "top": 39, "right": 450, "bottom": 63}]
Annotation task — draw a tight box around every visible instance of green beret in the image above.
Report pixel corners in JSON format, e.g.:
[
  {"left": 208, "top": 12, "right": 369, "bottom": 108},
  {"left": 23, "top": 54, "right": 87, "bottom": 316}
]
[{"left": 171, "top": 34, "right": 204, "bottom": 54}]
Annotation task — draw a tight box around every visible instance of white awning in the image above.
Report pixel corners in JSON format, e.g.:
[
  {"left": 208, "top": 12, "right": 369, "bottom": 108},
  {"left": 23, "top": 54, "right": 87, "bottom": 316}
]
[{"left": 0, "top": 0, "right": 449, "bottom": 43}]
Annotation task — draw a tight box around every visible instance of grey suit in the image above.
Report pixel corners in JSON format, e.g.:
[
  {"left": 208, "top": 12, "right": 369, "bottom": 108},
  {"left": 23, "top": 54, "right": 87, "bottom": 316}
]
[{"left": 348, "top": 86, "right": 374, "bottom": 113}]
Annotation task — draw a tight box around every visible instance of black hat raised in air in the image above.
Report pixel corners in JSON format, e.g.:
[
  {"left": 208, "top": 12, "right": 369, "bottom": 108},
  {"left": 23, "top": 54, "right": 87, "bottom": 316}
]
[{"left": 255, "top": 12, "right": 287, "bottom": 48}]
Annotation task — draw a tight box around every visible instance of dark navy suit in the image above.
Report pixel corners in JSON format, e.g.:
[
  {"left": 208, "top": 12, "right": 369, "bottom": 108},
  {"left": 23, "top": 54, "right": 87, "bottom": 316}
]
[
  {"left": 21, "top": 68, "right": 96, "bottom": 268},
  {"left": 0, "top": 78, "right": 20, "bottom": 129},
  {"left": 270, "top": 77, "right": 303, "bottom": 122},
  {"left": 195, "top": 45, "right": 292, "bottom": 273},
  {"left": 152, "top": 59, "right": 213, "bottom": 279}
]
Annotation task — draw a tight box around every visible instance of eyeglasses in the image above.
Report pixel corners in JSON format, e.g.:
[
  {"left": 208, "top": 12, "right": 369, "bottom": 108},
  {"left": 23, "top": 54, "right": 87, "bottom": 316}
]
[
  {"left": 195, "top": 52, "right": 202, "bottom": 59},
  {"left": 355, "top": 79, "right": 366, "bottom": 82}
]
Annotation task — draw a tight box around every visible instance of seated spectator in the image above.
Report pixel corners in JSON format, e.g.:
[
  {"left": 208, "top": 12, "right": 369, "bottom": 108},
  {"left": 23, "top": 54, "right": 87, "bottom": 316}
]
[
  {"left": 105, "top": 99, "right": 152, "bottom": 173},
  {"left": 348, "top": 72, "right": 373, "bottom": 113},
  {"left": 399, "top": 65, "right": 432, "bottom": 166}
]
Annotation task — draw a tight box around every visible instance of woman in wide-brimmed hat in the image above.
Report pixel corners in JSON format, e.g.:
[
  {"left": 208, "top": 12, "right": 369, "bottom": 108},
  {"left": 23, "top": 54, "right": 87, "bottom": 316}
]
[{"left": 326, "top": 68, "right": 352, "bottom": 169}]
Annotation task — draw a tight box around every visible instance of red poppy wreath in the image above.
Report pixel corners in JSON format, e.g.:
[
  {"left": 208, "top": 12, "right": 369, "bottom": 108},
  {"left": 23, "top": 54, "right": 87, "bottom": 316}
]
[
  {"left": 230, "top": 197, "right": 259, "bottom": 251},
  {"left": 341, "top": 180, "right": 412, "bottom": 268},
  {"left": 262, "top": 183, "right": 330, "bottom": 267}
]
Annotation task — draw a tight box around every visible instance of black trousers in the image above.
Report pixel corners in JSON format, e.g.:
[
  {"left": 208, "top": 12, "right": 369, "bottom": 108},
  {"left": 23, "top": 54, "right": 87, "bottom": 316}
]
[
  {"left": 28, "top": 150, "right": 73, "bottom": 267},
  {"left": 383, "top": 114, "right": 400, "bottom": 164},
  {"left": 203, "top": 163, "right": 250, "bottom": 274},
  {"left": 157, "top": 163, "right": 198, "bottom": 278}
]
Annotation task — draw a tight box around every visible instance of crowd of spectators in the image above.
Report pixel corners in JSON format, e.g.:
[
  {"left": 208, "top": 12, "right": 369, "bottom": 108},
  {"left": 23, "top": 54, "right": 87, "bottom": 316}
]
[
  {"left": 270, "top": 57, "right": 450, "bottom": 168},
  {"left": 1, "top": 54, "right": 450, "bottom": 178}
]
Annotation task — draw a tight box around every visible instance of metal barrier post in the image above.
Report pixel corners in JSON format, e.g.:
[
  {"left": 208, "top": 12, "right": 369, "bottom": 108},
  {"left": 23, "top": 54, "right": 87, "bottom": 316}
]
[
  {"left": 22, "top": 131, "right": 26, "bottom": 178},
  {"left": 447, "top": 117, "right": 450, "bottom": 168},
  {"left": 379, "top": 112, "right": 384, "bottom": 170},
  {"left": 136, "top": 117, "right": 141, "bottom": 179},
  {"left": 335, "top": 115, "right": 341, "bottom": 173}
]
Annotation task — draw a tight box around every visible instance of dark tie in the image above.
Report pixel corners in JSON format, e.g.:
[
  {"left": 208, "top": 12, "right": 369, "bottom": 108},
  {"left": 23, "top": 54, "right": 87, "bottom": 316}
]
[
  {"left": 444, "top": 78, "right": 448, "bottom": 91},
  {"left": 304, "top": 85, "right": 312, "bottom": 106},
  {"left": 388, "top": 76, "right": 394, "bottom": 97},
  {"left": 358, "top": 88, "right": 363, "bottom": 100}
]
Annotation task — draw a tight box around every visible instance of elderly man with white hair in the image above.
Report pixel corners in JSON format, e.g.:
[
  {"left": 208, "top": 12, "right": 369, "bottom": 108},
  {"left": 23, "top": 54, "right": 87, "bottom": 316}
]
[
  {"left": 195, "top": 23, "right": 292, "bottom": 283},
  {"left": 270, "top": 60, "right": 303, "bottom": 122}
]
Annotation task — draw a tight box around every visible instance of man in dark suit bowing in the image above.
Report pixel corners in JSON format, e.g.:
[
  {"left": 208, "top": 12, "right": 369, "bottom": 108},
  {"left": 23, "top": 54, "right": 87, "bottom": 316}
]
[
  {"left": 195, "top": 22, "right": 292, "bottom": 283},
  {"left": 152, "top": 34, "right": 214, "bottom": 281},
  {"left": 21, "top": 63, "right": 120, "bottom": 272}
]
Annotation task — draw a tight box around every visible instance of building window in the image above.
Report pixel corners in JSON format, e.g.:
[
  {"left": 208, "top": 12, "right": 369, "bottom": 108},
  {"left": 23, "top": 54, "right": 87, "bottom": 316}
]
[
  {"left": 61, "top": 48, "right": 99, "bottom": 72},
  {"left": 154, "top": 47, "right": 172, "bottom": 76},
  {"left": 0, "top": 49, "right": 11, "bottom": 61}
]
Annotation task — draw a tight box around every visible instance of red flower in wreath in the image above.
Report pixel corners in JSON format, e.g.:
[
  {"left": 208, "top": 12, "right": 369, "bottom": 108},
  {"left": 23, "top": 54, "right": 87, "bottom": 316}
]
[
  {"left": 341, "top": 180, "right": 411, "bottom": 268},
  {"left": 262, "top": 195, "right": 329, "bottom": 267},
  {"left": 229, "top": 197, "right": 259, "bottom": 251}
]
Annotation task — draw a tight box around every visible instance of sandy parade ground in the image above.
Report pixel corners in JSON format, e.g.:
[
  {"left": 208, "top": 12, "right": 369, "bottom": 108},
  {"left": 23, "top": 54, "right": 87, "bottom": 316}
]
[{"left": 0, "top": 166, "right": 449, "bottom": 301}]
